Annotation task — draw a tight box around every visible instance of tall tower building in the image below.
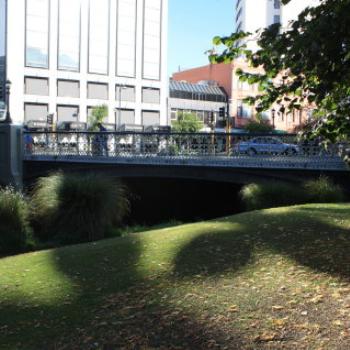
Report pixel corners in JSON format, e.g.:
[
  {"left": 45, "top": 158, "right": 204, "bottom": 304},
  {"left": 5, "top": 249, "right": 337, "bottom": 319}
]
[
  {"left": 281, "top": 0, "right": 320, "bottom": 28},
  {"left": 235, "top": 0, "right": 281, "bottom": 50},
  {"left": 0, "top": 0, "right": 168, "bottom": 128},
  {"left": 235, "top": 0, "right": 320, "bottom": 50}
]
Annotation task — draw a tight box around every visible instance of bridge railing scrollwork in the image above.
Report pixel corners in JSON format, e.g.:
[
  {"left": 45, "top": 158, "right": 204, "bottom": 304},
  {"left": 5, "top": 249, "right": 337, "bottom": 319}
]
[{"left": 23, "top": 131, "right": 349, "bottom": 171}]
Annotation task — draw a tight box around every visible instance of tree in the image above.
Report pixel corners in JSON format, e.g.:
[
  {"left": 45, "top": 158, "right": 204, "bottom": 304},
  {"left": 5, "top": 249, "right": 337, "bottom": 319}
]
[
  {"left": 244, "top": 114, "right": 274, "bottom": 133},
  {"left": 172, "top": 112, "right": 204, "bottom": 133},
  {"left": 210, "top": 0, "right": 350, "bottom": 144},
  {"left": 88, "top": 105, "right": 108, "bottom": 131}
]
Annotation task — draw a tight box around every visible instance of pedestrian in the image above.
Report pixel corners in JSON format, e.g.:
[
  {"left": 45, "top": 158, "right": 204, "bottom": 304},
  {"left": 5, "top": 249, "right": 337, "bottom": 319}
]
[
  {"left": 23, "top": 125, "right": 34, "bottom": 154},
  {"left": 97, "top": 122, "right": 109, "bottom": 156}
]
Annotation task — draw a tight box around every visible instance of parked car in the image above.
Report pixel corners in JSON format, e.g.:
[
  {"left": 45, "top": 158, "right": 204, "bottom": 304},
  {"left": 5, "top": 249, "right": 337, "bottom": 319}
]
[{"left": 236, "top": 137, "right": 299, "bottom": 156}]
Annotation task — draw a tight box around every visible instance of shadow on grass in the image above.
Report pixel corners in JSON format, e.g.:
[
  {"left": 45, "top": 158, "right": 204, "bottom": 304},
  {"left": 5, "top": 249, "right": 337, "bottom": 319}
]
[
  {"left": 2, "top": 205, "right": 350, "bottom": 349},
  {"left": 173, "top": 206, "right": 350, "bottom": 281},
  {"left": 1, "top": 229, "right": 246, "bottom": 350}
]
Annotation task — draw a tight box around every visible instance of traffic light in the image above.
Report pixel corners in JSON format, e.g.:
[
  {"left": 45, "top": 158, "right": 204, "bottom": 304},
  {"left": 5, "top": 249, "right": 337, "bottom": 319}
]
[{"left": 219, "top": 107, "right": 226, "bottom": 118}]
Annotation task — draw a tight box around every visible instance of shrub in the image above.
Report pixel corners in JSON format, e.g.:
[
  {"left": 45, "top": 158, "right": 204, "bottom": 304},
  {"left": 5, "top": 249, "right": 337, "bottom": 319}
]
[
  {"left": 0, "top": 188, "right": 32, "bottom": 254},
  {"left": 244, "top": 120, "right": 274, "bottom": 133},
  {"left": 240, "top": 182, "right": 306, "bottom": 211},
  {"left": 240, "top": 177, "right": 346, "bottom": 211},
  {"left": 30, "top": 173, "right": 129, "bottom": 244},
  {"left": 304, "top": 177, "right": 345, "bottom": 203}
]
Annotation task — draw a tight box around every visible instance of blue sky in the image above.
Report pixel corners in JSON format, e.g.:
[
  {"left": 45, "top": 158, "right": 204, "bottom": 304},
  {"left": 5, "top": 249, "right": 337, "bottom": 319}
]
[{"left": 168, "top": 0, "right": 234, "bottom": 77}]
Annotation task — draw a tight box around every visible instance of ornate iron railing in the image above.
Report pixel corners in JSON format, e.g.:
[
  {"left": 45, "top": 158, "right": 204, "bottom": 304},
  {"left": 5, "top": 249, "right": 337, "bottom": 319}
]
[{"left": 23, "top": 131, "right": 349, "bottom": 171}]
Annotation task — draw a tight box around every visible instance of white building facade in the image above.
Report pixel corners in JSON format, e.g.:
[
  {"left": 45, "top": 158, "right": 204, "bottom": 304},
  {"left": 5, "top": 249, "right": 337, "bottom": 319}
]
[
  {"left": 281, "top": 0, "right": 320, "bottom": 28},
  {"left": 235, "top": 0, "right": 320, "bottom": 50},
  {"left": 0, "top": 0, "right": 168, "bottom": 127},
  {"left": 235, "top": 0, "right": 281, "bottom": 50}
]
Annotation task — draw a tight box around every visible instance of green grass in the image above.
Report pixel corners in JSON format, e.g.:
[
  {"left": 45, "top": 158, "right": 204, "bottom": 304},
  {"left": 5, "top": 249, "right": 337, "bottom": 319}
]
[{"left": 1, "top": 204, "right": 350, "bottom": 349}]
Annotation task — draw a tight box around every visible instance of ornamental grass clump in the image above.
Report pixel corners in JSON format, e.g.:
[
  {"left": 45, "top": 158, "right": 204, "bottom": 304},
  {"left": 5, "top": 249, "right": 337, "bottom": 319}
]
[
  {"left": 0, "top": 187, "right": 32, "bottom": 254},
  {"left": 240, "top": 182, "right": 306, "bottom": 211},
  {"left": 31, "top": 172, "right": 129, "bottom": 244},
  {"left": 304, "top": 177, "right": 345, "bottom": 203}
]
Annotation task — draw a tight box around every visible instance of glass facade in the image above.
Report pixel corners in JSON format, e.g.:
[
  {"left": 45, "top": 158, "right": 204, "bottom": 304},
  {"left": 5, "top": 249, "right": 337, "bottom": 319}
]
[
  {"left": 25, "top": 0, "right": 49, "bottom": 68},
  {"left": 58, "top": 0, "right": 81, "bottom": 71},
  {"left": 88, "top": 0, "right": 110, "bottom": 74},
  {"left": 116, "top": 0, "right": 137, "bottom": 77},
  {"left": 0, "top": 0, "right": 6, "bottom": 101},
  {"left": 142, "top": 0, "right": 162, "bottom": 80}
]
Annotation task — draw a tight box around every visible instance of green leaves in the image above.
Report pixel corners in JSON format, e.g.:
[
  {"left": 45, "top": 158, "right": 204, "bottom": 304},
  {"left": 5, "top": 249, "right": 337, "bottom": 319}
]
[{"left": 210, "top": 0, "right": 350, "bottom": 144}]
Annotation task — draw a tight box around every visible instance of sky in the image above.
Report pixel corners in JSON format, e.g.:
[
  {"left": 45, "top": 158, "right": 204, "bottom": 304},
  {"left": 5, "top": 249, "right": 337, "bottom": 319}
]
[{"left": 168, "top": 0, "right": 234, "bottom": 77}]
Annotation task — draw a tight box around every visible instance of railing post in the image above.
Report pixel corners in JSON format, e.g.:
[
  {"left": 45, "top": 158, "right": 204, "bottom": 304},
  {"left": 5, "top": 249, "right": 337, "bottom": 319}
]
[{"left": 0, "top": 124, "right": 23, "bottom": 189}]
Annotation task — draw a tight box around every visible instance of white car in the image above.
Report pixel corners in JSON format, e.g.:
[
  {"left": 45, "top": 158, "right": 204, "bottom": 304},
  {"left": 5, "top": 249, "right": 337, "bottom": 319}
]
[{"left": 237, "top": 137, "right": 300, "bottom": 156}]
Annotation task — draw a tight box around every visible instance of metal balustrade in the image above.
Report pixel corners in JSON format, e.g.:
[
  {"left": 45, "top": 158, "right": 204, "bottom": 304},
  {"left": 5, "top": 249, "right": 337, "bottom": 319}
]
[{"left": 23, "top": 131, "right": 349, "bottom": 171}]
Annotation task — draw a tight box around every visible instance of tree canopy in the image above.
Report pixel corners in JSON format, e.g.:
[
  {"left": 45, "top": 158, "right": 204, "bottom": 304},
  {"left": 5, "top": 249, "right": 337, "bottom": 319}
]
[
  {"left": 210, "top": 0, "right": 350, "bottom": 143},
  {"left": 88, "top": 105, "right": 108, "bottom": 131},
  {"left": 171, "top": 112, "right": 204, "bottom": 133}
]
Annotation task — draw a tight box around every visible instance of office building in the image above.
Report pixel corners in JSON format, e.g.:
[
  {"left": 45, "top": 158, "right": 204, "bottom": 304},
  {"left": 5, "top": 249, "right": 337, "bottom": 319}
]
[
  {"left": 235, "top": 0, "right": 281, "bottom": 51},
  {"left": 0, "top": 0, "right": 168, "bottom": 128},
  {"left": 169, "top": 79, "right": 228, "bottom": 130},
  {"left": 235, "top": 0, "right": 320, "bottom": 50}
]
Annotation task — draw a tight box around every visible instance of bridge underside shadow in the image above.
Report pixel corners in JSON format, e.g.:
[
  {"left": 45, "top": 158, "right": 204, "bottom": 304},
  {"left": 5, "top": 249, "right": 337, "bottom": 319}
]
[{"left": 24, "top": 160, "right": 350, "bottom": 189}]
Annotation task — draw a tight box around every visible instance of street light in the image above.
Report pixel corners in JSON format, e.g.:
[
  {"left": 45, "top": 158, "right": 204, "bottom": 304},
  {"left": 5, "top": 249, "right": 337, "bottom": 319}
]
[
  {"left": 271, "top": 108, "right": 276, "bottom": 129},
  {"left": 5, "top": 80, "right": 12, "bottom": 124},
  {"left": 115, "top": 85, "right": 128, "bottom": 130}
]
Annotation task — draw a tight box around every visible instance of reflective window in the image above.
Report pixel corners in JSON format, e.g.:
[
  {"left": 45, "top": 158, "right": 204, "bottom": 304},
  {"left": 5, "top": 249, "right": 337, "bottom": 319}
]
[
  {"left": 142, "top": 87, "right": 160, "bottom": 104},
  {"left": 57, "top": 105, "right": 79, "bottom": 123},
  {"left": 116, "top": 85, "right": 135, "bottom": 102},
  {"left": 0, "top": 0, "right": 6, "bottom": 101},
  {"left": 87, "top": 82, "right": 109, "bottom": 100},
  {"left": 88, "top": 0, "right": 110, "bottom": 74},
  {"left": 26, "top": 0, "right": 49, "bottom": 68},
  {"left": 142, "top": 110, "right": 160, "bottom": 126},
  {"left": 24, "top": 103, "right": 48, "bottom": 122},
  {"left": 58, "top": 0, "right": 81, "bottom": 71},
  {"left": 24, "top": 77, "right": 49, "bottom": 95},
  {"left": 143, "top": 0, "right": 162, "bottom": 80},
  {"left": 116, "top": 0, "right": 137, "bottom": 77},
  {"left": 115, "top": 108, "right": 135, "bottom": 125},
  {"left": 57, "top": 80, "right": 80, "bottom": 98}
]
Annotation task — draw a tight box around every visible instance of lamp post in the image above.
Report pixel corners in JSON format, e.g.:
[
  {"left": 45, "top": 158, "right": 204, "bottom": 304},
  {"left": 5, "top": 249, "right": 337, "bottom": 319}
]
[
  {"left": 5, "top": 80, "right": 12, "bottom": 124},
  {"left": 115, "top": 85, "right": 127, "bottom": 130},
  {"left": 271, "top": 108, "right": 276, "bottom": 129}
]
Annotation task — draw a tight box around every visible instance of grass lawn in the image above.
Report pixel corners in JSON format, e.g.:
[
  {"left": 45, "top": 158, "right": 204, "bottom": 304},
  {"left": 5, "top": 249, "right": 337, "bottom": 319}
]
[{"left": 1, "top": 203, "right": 350, "bottom": 349}]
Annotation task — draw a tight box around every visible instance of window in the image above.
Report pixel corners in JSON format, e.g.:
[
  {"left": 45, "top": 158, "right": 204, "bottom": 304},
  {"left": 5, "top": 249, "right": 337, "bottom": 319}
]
[
  {"left": 116, "top": 0, "right": 137, "bottom": 77},
  {"left": 24, "top": 103, "right": 48, "bottom": 122},
  {"left": 142, "top": 110, "right": 160, "bottom": 126},
  {"left": 116, "top": 85, "right": 135, "bottom": 102},
  {"left": 143, "top": 0, "right": 162, "bottom": 80},
  {"left": 24, "top": 77, "right": 49, "bottom": 95},
  {"left": 58, "top": 0, "right": 81, "bottom": 71},
  {"left": 57, "top": 105, "right": 79, "bottom": 123},
  {"left": 274, "top": 0, "right": 280, "bottom": 9},
  {"left": 237, "top": 101, "right": 251, "bottom": 118},
  {"left": 115, "top": 108, "right": 135, "bottom": 125},
  {"left": 87, "top": 82, "right": 108, "bottom": 100},
  {"left": 273, "top": 15, "right": 281, "bottom": 24},
  {"left": 0, "top": 0, "right": 6, "bottom": 100},
  {"left": 25, "top": 0, "right": 49, "bottom": 68},
  {"left": 142, "top": 87, "right": 160, "bottom": 104},
  {"left": 88, "top": 0, "right": 110, "bottom": 74},
  {"left": 57, "top": 80, "right": 80, "bottom": 98},
  {"left": 235, "top": 8, "right": 242, "bottom": 24},
  {"left": 170, "top": 109, "right": 177, "bottom": 121}
]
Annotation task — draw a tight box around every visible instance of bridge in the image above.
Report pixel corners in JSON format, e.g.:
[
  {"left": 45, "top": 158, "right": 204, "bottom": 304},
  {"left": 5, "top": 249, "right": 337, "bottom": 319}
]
[{"left": 23, "top": 131, "right": 349, "bottom": 186}]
